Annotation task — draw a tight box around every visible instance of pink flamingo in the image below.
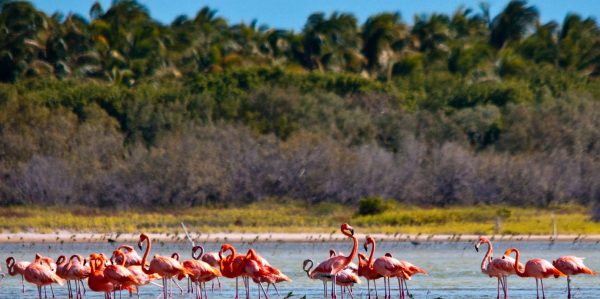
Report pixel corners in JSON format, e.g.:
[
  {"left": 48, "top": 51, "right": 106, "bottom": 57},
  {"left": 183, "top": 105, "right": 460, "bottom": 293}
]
[
  {"left": 306, "top": 223, "right": 357, "bottom": 299},
  {"left": 6, "top": 257, "right": 31, "bottom": 293},
  {"left": 23, "top": 256, "right": 64, "bottom": 299},
  {"left": 357, "top": 252, "right": 381, "bottom": 299},
  {"left": 138, "top": 233, "right": 192, "bottom": 299},
  {"left": 372, "top": 252, "right": 410, "bottom": 299},
  {"left": 503, "top": 248, "right": 565, "bottom": 299},
  {"left": 199, "top": 248, "right": 222, "bottom": 291},
  {"left": 104, "top": 250, "right": 140, "bottom": 298},
  {"left": 66, "top": 255, "right": 91, "bottom": 298},
  {"left": 552, "top": 256, "right": 596, "bottom": 299},
  {"left": 303, "top": 259, "right": 332, "bottom": 298},
  {"left": 55, "top": 256, "right": 75, "bottom": 298},
  {"left": 334, "top": 268, "right": 360, "bottom": 299},
  {"left": 475, "top": 236, "right": 523, "bottom": 299},
  {"left": 114, "top": 245, "right": 143, "bottom": 266}
]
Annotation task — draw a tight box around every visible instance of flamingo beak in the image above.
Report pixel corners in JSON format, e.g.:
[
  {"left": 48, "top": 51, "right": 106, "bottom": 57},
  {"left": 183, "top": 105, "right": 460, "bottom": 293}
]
[
  {"left": 137, "top": 242, "right": 143, "bottom": 250},
  {"left": 475, "top": 244, "right": 480, "bottom": 252},
  {"left": 350, "top": 228, "right": 354, "bottom": 236},
  {"left": 363, "top": 243, "right": 368, "bottom": 251}
]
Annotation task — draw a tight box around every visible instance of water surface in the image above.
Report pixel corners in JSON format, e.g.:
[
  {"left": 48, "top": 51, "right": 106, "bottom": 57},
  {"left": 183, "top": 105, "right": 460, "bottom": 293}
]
[{"left": 2, "top": 241, "right": 599, "bottom": 298}]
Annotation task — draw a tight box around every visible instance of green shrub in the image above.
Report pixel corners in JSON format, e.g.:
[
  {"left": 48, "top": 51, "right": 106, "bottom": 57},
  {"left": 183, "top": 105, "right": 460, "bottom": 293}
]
[{"left": 358, "top": 196, "right": 388, "bottom": 216}]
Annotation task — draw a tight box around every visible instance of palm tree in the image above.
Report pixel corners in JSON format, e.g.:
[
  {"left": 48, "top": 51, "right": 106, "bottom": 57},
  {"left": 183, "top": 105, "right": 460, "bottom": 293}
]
[
  {"left": 361, "top": 12, "right": 409, "bottom": 79},
  {"left": 297, "top": 12, "right": 362, "bottom": 72},
  {"left": 558, "top": 14, "right": 600, "bottom": 75},
  {"left": 0, "top": 0, "right": 50, "bottom": 81},
  {"left": 490, "top": 0, "right": 539, "bottom": 49},
  {"left": 412, "top": 13, "right": 451, "bottom": 64}
]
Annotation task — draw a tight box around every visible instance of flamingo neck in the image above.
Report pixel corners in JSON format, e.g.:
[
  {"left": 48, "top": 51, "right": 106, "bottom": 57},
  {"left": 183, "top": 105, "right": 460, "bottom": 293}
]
[
  {"left": 367, "top": 240, "right": 376, "bottom": 268},
  {"left": 6, "top": 258, "right": 16, "bottom": 276},
  {"left": 480, "top": 240, "right": 493, "bottom": 272},
  {"left": 512, "top": 250, "right": 526, "bottom": 277},
  {"left": 343, "top": 231, "right": 358, "bottom": 266},
  {"left": 140, "top": 236, "right": 152, "bottom": 274}
]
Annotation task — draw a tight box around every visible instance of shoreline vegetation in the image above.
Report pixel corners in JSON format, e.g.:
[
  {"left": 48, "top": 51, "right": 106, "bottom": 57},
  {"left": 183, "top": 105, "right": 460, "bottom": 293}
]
[
  {"left": 1, "top": 0, "right": 600, "bottom": 227},
  {"left": 3, "top": 202, "right": 600, "bottom": 237}
]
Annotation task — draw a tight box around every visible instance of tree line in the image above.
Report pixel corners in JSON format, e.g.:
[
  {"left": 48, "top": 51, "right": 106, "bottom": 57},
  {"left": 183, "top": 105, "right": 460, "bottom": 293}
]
[{"left": 0, "top": 1, "right": 599, "bottom": 215}]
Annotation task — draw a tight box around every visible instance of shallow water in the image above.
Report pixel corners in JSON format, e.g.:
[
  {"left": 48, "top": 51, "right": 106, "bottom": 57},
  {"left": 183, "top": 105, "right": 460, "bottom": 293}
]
[{"left": 2, "top": 241, "right": 600, "bottom": 298}]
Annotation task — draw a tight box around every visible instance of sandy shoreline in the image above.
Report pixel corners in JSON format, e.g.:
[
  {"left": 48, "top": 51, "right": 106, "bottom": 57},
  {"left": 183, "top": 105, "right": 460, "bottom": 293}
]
[{"left": 1, "top": 232, "right": 598, "bottom": 244}]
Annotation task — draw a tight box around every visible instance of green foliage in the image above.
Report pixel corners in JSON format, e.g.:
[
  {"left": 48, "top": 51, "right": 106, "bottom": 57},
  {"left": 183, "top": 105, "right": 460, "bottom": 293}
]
[{"left": 358, "top": 196, "right": 390, "bottom": 216}]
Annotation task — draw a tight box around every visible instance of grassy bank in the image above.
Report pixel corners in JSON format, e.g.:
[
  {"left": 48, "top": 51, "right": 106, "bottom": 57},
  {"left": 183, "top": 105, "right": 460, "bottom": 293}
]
[{"left": 2, "top": 202, "right": 599, "bottom": 235}]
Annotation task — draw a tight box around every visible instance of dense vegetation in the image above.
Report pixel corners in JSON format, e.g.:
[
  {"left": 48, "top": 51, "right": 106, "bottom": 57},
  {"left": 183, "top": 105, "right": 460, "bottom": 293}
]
[
  {"left": 0, "top": 202, "right": 596, "bottom": 235},
  {"left": 0, "top": 1, "right": 599, "bottom": 218}
]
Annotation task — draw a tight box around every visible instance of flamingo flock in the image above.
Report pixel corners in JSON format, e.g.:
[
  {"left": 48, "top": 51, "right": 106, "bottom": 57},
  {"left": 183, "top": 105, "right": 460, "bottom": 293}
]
[{"left": 0, "top": 226, "right": 597, "bottom": 299}]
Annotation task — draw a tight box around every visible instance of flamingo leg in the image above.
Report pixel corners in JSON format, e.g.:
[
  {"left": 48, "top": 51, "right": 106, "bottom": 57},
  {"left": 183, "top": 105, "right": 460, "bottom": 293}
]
[
  {"left": 535, "top": 279, "right": 539, "bottom": 299},
  {"left": 260, "top": 282, "right": 270, "bottom": 299},
  {"left": 567, "top": 276, "right": 571, "bottom": 299},
  {"left": 503, "top": 275, "right": 508, "bottom": 299},
  {"left": 235, "top": 277, "right": 239, "bottom": 299},
  {"left": 367, "top": 279, "right": 371, "bottom": 299},
  {"left": 323, "top": 280, "right": 327, "bottom": 298},
  {"left": 540, "top": 279, "right": 545, "bottom": 299},
  {"left": 171, "top": 278, "right": 184, "bottom": 295},
  {"left": 204, "top": 282, "right": 208, "bottom": 299},
  {"left": 497, "top": 277, "right": 501, "bottom": 299},
  {"left": 374, "top": 279, "right": 378, "bottom": 299}
]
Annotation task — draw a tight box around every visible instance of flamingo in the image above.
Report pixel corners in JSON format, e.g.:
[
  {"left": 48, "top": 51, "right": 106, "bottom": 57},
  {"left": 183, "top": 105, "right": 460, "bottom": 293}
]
[
  {"left": 138, "top": 233, "right": 192, "bottom": 299},
  {"left": 23, "top": 255, "right": 64, "bottom": 299},
  {"left": 219, "top": 244, "right": 249, "bottom": 299},
  {"left": 66, "top": 255, "right": 91, "bottom": 299},
  {"left": 552, "top": 256, "right": 596, "bottom": 299},
  {"left": 114, "top": 245, "right": 143, "bottom": 266},
  {"left": 306, "top": 223, "right": 357, "bottom": 299},
  {"left": 475, "top": 236, "right": 523, "bottom": 299},
  {"left": 175, "top": 246, "right": 222, "bottom": 299},
  {"left": 34, "top": 254, "right": 59, "bottom": 298},
  {"left": 199, "top": 248, "right": 222, "bottom": 291},
  {"left": 56, "top": 256, "right": 75, "bottom": 298},
  {"left": 372, "top": 251, "right": 409, "bottom": 299},
  {"left": 334, "top": 268, "right": 360, "bottom": 299},
  {"left": 358, "top": 247, "right": 382, "bottom": 298},
  {"left": 104, "top": 250, "right": 140, "bottom": 298},
  {"left": 303, "top": 259, "right": 332, "bottom": 298},
  {"left": 244, "top": 248, "right": 291, "bottom": 298},
  {"left": 503, "top": 248, "right": 566, "bottom": 299},
  {"left": 111, "top": 250, "right": 161, "bottom": 298},
  {"left": 6, "top": 257, "right": 31, "bottom": 293},
  {"left": 87, "top": 253, "right": 116, "bottom": 299}
]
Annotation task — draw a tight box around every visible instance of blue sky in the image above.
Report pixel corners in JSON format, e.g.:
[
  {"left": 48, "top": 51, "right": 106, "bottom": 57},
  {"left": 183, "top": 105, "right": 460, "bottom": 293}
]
[{"left": 31, "top": 0, "right": 598, "bottom": 30}]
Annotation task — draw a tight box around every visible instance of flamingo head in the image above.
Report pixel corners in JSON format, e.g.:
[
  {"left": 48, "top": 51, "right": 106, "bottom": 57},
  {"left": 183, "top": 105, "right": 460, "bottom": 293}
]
[
  {"left": 340, "top": 223, "right": 354, "bottom": 236},
  {"left": 475, "top": 236, "right": 489, "bottom": 252},
  {"left": 5, "top": 257, "right": 14, "bottom": 269},
  {"left": 171, "top": 252, "right": 180, "bottom": 261},
  {"left": 385, "top": 252, "right": 393, "bottom": 258},
  {"left": 329, "top": 249, "right": 336, "bottom": 257},
  {"left": 302, "top": 259, "right": 314, "bottom": 273},
  {"left": 364, "top": 235, "right": 375, "bottom": 251},
  {"left": 56, "top": 255, "right": 66, "bottom": 265},
  {"left": 192, "top": 245, "right": 204, "bottom": 260},
  {"left": 138, "top": 233, "right": 149, "bottom": 250},
  {"left": 219, "top": 244, "right": 234, "bottom": 257},
  {"left": 502, "top": 248, "right": 518, "bottom": 259}
]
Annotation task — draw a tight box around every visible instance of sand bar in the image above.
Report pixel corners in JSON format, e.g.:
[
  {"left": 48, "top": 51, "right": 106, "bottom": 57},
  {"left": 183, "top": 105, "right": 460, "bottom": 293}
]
[{"left": 1, "top": 232, "right": 599, "bottom": 244}]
